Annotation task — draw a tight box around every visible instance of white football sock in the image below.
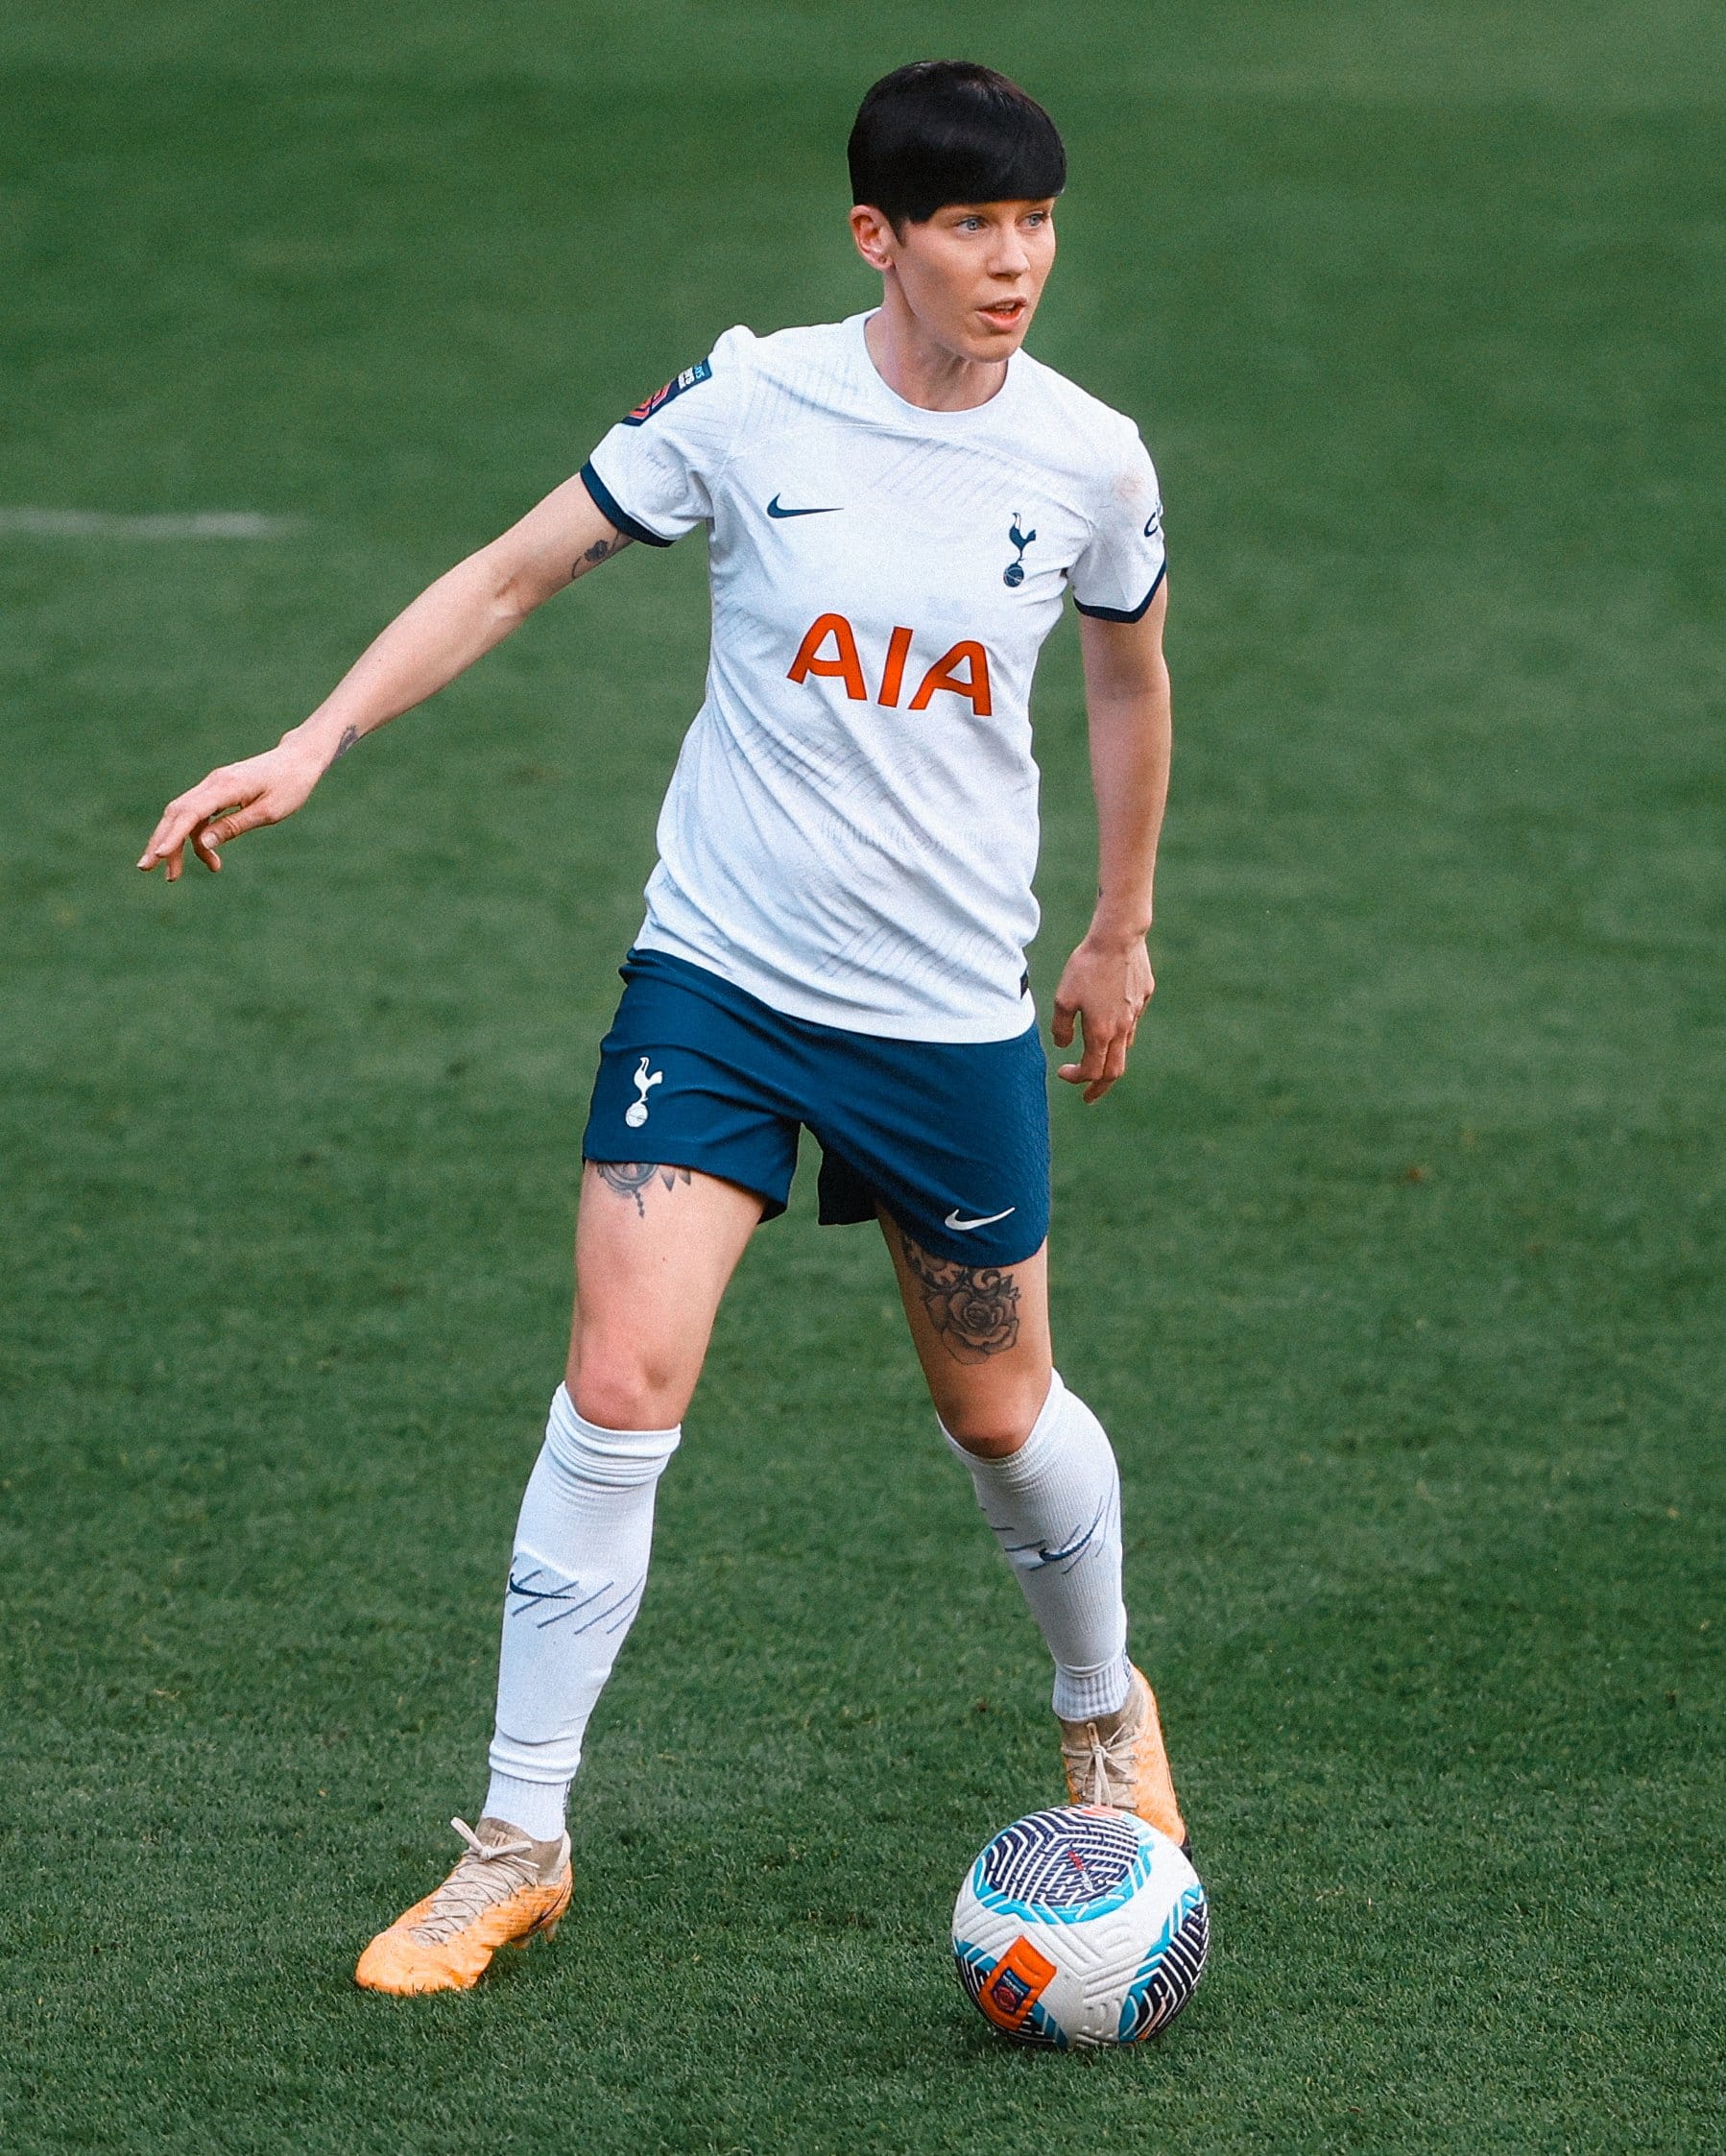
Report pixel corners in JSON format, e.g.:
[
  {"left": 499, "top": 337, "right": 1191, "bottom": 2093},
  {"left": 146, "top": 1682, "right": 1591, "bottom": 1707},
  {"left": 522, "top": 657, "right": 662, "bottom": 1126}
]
[
  {"left": 483, "top": 1384, "right": 680, "bottom": 1841},
  {"left": 944, "top": 1371, "right": 1131, "bottom": 1723}
]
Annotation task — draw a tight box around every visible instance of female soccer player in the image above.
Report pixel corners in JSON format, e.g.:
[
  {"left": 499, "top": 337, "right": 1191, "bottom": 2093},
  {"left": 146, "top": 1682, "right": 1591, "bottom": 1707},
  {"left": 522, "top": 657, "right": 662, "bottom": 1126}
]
[{"left": 139, "top": 60, "right": 1186, "bottom": 1994}]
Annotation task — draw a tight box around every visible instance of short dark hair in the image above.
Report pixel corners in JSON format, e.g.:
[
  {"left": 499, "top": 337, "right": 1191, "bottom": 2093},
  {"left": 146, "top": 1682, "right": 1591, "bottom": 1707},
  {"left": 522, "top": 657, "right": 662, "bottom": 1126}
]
[{"left": 848, "top": 60, "right": 1067, "bottom": 228}]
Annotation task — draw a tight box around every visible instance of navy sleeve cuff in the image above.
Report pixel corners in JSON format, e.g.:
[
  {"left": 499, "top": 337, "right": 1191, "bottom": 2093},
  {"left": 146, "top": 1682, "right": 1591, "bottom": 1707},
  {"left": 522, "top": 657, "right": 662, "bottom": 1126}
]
[
  {"left": 580, "top": 460, "right": 675, "bottom": 548},
  {"left": 1072, "top": 560, "right": 1167, "bottom": 623}
]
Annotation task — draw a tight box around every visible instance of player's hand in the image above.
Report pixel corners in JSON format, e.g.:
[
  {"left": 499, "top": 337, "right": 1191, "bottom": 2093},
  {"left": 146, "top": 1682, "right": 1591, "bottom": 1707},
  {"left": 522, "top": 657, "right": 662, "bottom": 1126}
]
[
  {"left": 136, "top": 739, "right": 327, "bottom": 880},
  {"left": 1050, "top": 933, "right": 1155, "bottom": 1104}
]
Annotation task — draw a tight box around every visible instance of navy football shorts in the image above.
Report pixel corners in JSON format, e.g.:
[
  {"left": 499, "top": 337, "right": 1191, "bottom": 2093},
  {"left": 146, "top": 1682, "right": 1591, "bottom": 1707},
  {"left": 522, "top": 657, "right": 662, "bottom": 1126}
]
[{"left": 581, "top": 948, "right": 1050, "bottom": 1269}]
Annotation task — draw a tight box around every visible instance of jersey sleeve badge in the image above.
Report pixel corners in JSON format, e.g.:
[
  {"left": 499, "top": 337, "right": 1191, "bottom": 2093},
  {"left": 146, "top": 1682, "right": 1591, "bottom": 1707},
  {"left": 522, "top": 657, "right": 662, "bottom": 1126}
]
[{"left": 623, "top": 358, "right": 713, "bottom": 426}]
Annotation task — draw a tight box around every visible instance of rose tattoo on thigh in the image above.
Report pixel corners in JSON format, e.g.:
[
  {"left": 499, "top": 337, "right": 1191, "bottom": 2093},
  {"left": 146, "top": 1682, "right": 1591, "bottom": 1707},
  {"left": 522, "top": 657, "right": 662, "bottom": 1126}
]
[{"left": 899, "top": 1232, "right": 1021, "bottom": 1363}]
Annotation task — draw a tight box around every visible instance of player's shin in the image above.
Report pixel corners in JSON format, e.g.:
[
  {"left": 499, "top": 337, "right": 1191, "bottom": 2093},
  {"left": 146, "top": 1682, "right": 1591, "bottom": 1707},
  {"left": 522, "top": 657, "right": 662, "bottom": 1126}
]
[
  {"left": 946, "top": 1375, "right": 1188, "bottom": 1846},
  {"left": 943, "top": 1371, "right": 1129, "bottom": 1722},
  {"left": 483, "top": 1384, "right": 681, "bottom": 1840}
]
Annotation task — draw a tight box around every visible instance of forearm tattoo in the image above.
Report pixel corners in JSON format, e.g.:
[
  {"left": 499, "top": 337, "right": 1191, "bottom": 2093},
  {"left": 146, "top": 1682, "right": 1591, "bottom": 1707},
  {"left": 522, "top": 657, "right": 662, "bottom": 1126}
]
[
  {"left": 328, "top": 723, "right": 359, "bottom": 765},
  {"left": 899, "top": 1232, "right": 1021, "bottom": 1364},
  {"left": 571, "top": 531, "right": 634, "bottom": 582},
  {"left": 594, "top": 1161, "right": 691, "bottom": 1218}
]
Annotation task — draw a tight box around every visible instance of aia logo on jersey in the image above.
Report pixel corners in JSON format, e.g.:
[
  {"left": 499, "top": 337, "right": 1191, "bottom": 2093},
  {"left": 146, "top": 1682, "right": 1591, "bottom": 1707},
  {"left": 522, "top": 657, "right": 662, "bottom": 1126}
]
[
  {"left": 623, "top": 358, "right": 712, "bottom": 427},
  {"left": 789, "top": 613, "right": 992, "bottom": 716}
]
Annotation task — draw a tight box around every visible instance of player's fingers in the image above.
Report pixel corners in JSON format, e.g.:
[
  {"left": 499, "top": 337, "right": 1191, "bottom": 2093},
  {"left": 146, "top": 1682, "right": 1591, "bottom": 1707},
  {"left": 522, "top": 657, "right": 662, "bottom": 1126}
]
[
  {"left": 139, "top": 774, "right": 242, "bottom": 870},
  {"left": 138, "top": 803, "right": 206, "bottom": 871},
  {"left": 151, "top": 814, "right": 206, "bottom": 880},
  {"left": 197, "top": 792, "right": 281, "bottom": 871},
  {"left": 1091, "top": 1013, "right": 1136, "bottom": 1093},
  {"left": 204, "top": 800, "right": 273, "bottom": 848},
  {"left": 1079, "top": 1015, "right": 1119, "bottom": 1075},
  {"left": 1082, "top": 1031, "right": 1133, "bottom": 1104},
  {"left": 1055, "top": 1014, "right": 1112, "bottom": 1088},
  {"left": 1050, "top": 998, "right": 1077, "bottom": 1049},
  {"left": 137, "top": 810, "right": 180, "bottom": 874}
]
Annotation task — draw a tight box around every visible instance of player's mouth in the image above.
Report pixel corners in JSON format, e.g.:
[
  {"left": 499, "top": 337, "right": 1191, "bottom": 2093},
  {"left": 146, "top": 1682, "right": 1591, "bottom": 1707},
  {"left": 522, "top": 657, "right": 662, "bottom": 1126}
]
[{"left": 977, "top": 298, "right": 1028, "bottom": 332}]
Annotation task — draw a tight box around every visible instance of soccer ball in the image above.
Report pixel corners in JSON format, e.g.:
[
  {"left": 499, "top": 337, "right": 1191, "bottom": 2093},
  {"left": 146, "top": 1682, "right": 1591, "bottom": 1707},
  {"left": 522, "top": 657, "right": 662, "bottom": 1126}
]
[{"left": 952, "top": 1805, "right": 1209, "bottom": 2048}]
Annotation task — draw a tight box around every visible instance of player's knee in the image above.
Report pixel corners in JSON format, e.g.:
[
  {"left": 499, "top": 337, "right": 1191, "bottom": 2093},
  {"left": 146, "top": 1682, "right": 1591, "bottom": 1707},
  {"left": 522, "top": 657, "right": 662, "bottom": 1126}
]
[
  {"left": 946, "top": 1422, "right": 1030, "bottom": 1460},
  {"left": 941, "top": 1384, "right": 1048, "bottom": 1459},
  {"left": 567, "top": 1334, "right": 688, "bottom": 1432}
]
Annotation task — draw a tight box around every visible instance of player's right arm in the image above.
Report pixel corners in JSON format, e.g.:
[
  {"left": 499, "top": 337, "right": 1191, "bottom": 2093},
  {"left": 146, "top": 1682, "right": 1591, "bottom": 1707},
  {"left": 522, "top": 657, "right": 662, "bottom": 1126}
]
[{"left": 137, "top": 473, "right": 631, "bottom": 879}]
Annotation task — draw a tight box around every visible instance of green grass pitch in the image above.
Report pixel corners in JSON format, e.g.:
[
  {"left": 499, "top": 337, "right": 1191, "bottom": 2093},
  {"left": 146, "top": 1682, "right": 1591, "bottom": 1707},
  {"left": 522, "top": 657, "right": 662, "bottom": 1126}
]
[{"left": 2, "top": 2, "right": 1721, "bottom": 2148}]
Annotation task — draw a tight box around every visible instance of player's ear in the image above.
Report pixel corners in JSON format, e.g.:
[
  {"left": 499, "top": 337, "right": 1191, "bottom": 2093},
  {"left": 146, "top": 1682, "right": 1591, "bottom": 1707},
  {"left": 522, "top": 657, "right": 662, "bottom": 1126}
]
[{"left": 850, "top": 204, "right": 897, "bottom": 272}]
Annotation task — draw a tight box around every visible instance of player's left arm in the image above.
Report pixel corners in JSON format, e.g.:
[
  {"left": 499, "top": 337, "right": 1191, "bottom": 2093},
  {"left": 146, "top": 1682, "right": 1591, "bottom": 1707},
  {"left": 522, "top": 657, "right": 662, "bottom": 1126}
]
[{"left": 1053, "top": 581, "right": 1172, "bottom": 1104}]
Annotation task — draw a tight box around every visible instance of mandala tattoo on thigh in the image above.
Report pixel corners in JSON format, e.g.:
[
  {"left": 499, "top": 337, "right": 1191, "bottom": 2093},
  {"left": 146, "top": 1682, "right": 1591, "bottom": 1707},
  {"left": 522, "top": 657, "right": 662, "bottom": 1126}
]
[
  {"left": 899, "top": 1232, "right": 1021, "bottom": 1364},
  {"left": 594, "top": 1161, "right": 692, "bottom": 1219}
]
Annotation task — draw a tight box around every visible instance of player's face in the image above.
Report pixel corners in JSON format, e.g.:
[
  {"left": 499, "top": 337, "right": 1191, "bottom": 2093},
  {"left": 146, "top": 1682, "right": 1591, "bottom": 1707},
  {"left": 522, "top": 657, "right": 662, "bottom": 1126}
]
[{"left": 858, "top": 201, "right": 1057, "bottom": 362}]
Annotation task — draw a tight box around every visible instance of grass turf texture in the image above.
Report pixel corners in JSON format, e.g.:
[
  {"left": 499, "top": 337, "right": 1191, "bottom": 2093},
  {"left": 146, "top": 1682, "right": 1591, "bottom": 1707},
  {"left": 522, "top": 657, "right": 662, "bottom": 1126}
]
[{"left": 2, "top": 1, "right": 1722, "bottom": 2147}]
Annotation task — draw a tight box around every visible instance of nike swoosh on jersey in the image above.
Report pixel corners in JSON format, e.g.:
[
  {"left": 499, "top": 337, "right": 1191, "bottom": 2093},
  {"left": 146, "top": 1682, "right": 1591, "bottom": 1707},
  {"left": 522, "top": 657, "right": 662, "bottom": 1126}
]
[
  {"left": 944, "top": 1206, "right": 1017, "bottom": 1233},
  {"left": 766, "top": 494, "right": 842, "bottom": 518}
]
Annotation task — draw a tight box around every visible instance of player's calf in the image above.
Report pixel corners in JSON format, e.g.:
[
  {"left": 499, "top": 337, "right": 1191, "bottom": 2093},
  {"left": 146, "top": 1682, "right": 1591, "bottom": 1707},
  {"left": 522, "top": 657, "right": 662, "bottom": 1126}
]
[{"left": 941, "top": 1369, "right": 1191, "bottom": 1853}]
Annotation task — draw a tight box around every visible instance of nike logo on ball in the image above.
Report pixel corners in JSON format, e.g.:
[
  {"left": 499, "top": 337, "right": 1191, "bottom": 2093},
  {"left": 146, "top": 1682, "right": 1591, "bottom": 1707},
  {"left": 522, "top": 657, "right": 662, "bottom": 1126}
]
[
  {"left": 767, "top": 494, "right": 842, "bottom": 518},
  {"left": 944, "top": 1206, "right": 1017, "bottom": 1233}
]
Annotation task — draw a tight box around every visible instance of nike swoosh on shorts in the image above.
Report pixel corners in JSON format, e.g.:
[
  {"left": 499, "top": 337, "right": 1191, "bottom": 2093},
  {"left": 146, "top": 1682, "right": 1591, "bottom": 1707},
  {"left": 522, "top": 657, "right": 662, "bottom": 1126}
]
[
  {"left": 766, "top": 494, "right": 842, "bottom": 518},
  {"left": 944, "top": 1207, "right": 1017, "bottom": 1233}
]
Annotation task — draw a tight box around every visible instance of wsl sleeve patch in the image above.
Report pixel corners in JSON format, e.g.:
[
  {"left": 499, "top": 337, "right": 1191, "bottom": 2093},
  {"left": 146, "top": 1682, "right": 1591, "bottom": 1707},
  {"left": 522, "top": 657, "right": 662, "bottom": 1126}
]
[{"left": 623, "top": 358, "right": 713, "bottom": 426}]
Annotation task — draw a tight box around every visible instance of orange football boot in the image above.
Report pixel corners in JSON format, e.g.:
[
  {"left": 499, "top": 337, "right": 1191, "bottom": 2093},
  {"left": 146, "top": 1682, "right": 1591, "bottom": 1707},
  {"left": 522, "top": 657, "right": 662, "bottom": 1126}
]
[
  {"left": 355, "top": 1815, "right": 572, "bottom": 1995},
  {"left": 1060, "top": 1664, "right": 1190, "bottom": 1856}
]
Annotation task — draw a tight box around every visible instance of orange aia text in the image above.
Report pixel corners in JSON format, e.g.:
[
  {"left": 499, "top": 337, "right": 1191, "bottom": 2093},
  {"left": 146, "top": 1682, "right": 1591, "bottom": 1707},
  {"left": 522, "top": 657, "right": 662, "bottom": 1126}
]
[{"left": 787, "top": 613, "right": 993, "bottom": 716}]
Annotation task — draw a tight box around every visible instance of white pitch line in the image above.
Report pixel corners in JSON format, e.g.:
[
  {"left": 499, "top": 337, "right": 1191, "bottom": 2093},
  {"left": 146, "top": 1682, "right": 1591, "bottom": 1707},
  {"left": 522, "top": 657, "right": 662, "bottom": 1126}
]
[{"left": 0, "top": 508, "right": 306, "bottom": 539}]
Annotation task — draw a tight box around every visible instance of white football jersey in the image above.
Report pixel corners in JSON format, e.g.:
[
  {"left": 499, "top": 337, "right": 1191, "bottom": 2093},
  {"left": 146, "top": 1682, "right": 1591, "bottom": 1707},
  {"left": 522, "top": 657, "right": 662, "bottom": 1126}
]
[{"left": 582, "top": 312, "right": 1165, "bottom": 1042}]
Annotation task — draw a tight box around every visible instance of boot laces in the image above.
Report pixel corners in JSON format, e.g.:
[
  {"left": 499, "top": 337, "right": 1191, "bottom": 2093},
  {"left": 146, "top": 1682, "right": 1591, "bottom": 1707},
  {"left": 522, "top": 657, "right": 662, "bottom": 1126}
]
[
  {"left": 409, "top": 1818, "right": 541, "bottom": 1944},
  {"left": 1064, "top": 1704, "right": 1142, "bottom": 1808}
]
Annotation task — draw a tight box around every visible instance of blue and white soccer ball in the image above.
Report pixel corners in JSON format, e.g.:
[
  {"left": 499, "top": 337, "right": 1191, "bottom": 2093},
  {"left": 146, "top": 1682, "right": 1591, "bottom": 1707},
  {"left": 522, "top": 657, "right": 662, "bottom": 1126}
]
[{"left": 952, "top": 1806, "right": 1209, "bottom": 2048}]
